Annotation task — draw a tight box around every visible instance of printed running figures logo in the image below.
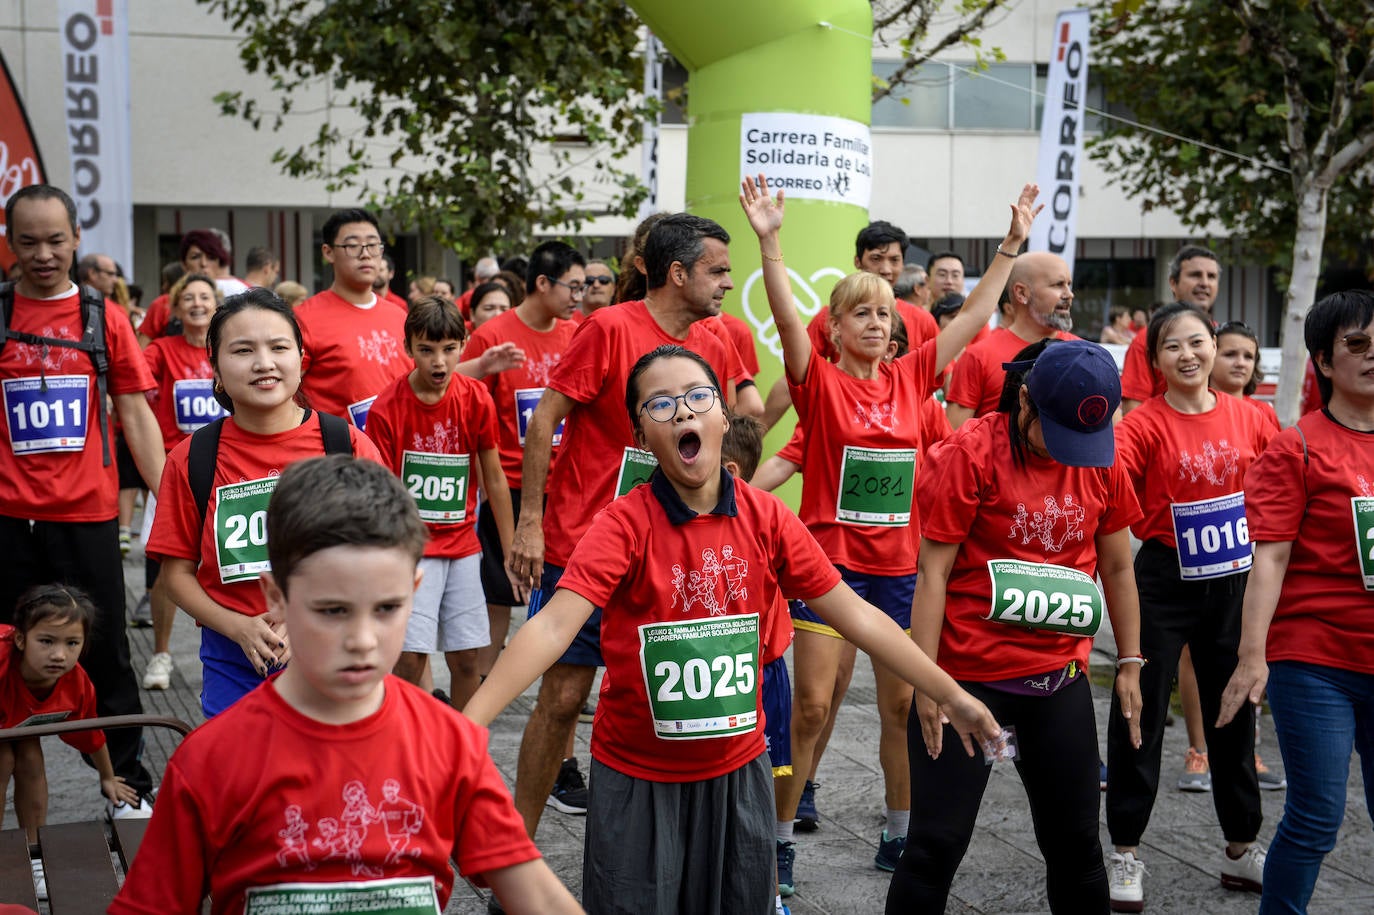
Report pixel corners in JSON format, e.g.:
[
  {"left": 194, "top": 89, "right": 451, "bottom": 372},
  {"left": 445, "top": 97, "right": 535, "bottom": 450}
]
[
  {"left": 671, "top": 545, "right": 749, "bottom": 616},
  {"left": 524, "top": 352, "right": 562, "bottom": 387},
  {"left": 1009, "top": 494, "right": 1086, "bottom": 552},
  {"left": 14, "top": 325, "right": 82, "bottom": 372},
  {"left": 1178, "top": 439, "right": 1241, "bottom": 486},
  {"left": 357, "top": 329, "right": 400, "bottom": 366},
  {"left": 412, "top": 419, "right": 462, "bottom": 454},
  {"left": 275, "top": 777, "right": 426, "bottom": 877},
  {"left": 852, "top": 398, "right": 898, "bottom": 433}
]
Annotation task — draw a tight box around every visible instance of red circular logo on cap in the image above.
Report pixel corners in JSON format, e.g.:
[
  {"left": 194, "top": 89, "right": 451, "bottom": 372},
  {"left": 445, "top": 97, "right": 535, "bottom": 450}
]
[{"left": 1078, "top": 395, "right": 1109, "bottom": 426}]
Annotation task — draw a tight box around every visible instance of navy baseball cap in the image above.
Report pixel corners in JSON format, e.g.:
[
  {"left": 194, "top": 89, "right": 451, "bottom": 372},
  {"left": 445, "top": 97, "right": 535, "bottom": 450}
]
[{"left": 1021, "top": 340, "right": 1120, "bottom": 467}]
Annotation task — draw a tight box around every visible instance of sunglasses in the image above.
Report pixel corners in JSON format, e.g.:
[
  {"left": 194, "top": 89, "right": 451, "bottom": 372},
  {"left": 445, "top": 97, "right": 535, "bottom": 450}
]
[
  {"left": 1341, "top": 331, "right": 1372, "bottom": 355},
  {"left": 585, "top": 275, "right": 615, "bottom": 286}
]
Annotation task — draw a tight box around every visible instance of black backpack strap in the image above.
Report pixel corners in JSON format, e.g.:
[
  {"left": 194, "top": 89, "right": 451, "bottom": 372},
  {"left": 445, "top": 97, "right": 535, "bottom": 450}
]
[
  {"left": 317, "top": 411, "right": 354, "bottom": 456},
  {"left": 188, "top": 417, "right": 228, "bottom": 528},
  {"left": 78, "top": 286, "right": 112, "bottom": 466}
]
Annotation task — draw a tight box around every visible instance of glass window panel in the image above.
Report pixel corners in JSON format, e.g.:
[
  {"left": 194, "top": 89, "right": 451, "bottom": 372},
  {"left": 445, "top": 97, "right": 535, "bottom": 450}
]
[
  {"left": 872, "top": 60, "right": 951, "bottom": 129},
  {"left": 953, "top": 63, "right": 1033, "bottom": 129}
]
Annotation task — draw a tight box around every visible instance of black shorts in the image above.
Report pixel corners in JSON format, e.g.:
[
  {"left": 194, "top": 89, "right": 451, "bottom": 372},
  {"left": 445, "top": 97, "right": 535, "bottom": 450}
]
[
  {"left": 115, "top": 433, "right": 148, "bottom": 491},
  {"left": 478, "top": 487, "right": 522, "bottom": 606}
]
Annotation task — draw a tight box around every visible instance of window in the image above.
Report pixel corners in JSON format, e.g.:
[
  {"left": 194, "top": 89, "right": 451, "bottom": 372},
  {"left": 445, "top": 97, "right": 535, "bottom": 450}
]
[
  {"left": 872, "top": 60, "right": 952, "bottom": 129},
  {"left": 953, "top": 63, "right": 1034, "bottom": 130}
]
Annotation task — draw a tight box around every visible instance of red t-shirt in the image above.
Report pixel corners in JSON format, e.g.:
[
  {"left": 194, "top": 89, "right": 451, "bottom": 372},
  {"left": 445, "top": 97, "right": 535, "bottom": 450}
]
[
  {"left": 946, "top": 326, "right": 1080, "bottom": 416},
  {"left": 918, "top": 414, "right": 1141, "bottom": 681},
  {"left": 0, "top": 287, "right": 155, "bottom": 522},
  {"left": 717, "top": 312, "right": 761, "bottom": 377},
  {"left": 776, "top": 394, "right": 951, "bottom": 467},
  {"left": 466, "top": 309, "right": 579, "bottom": 490},
  {"left": 0, "top": 627, "right": 104, "bottom": 754},
  {"left": 109, "top": 677, "right": 539, "bottom": 915},
  {"left": 1115, "top": 392, "right": 1274, "bottom": 547},
  {"left": 789, "top": 345, "right": 938, "bottom": 575},
  {"left": 558, "top": 474, "right": 840, "bottom": 782},
  {"left": 295, "top": 290, "right": 409, "bottom": 426},
  {"left": 382, "top": 289, "right": 409, "bottom": 312},
  {"left": 1245, "top": 411, "right": 1374, "bottom": 674},
  {"left": 144, "top": 335, "right": 225, "bottom": 453},
  {"left": 541, "top": 300, "right": 743, "bottom": 567},
  {"left": 147, "top": 413, "right": 382, "bottom": 617},
  {"left": 1245, "top": 395, "right": 1281, "bottom": 432},
  {"left": 140, "top": 293, "right": 171, "bottom": 339},
  {"left": 364, "top": 373, "right": 498, "bottom": 559},
  {"left": 1120, "top": 331, "right": 1166, "bottom": 403}
]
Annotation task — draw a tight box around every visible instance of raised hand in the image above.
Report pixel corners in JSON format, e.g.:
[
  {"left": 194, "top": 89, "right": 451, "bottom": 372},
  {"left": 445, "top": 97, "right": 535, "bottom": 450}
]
[
  {"left": 1006, "top": 182, "right": 1044, "bottom": 248},
  {"left": 739, "top": 174, "right": 785, "bottom": 238}
]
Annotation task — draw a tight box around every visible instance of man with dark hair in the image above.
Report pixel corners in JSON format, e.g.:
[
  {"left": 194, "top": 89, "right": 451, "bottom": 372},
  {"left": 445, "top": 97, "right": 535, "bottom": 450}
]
[
  {"left": 1120, "top": 244, "right": 1222, "bottom": 413},
  {"left": 854, "top": 220, "right": 908, "bottom": 283},
  {"left": 294, "top": 208, "right": 408, "bottom": 430},
  {"left": 523, "top": 242, "right": 587, "bottom": 297},
  {"left": 503, "top": 214, "right": 748, "bottom": 842},
  {"left": 374, "top": 254, "right": 409, "bottom": 310},
  {"left": 0, "top": 184, "right": 165, "bottom": 817},
  {"left": 927, "top": 250, "right": 966, "bottom": 300},
  {"left": 242, "top": 246, "right": 280, "bottom": 289}
]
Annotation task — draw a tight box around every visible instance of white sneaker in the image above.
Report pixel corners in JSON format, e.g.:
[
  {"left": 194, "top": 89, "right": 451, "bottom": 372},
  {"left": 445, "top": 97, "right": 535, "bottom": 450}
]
[
  {"left": 31, "top": 858, "right": 47, "bottom": 901},
  {"left": 142, "top": 651, "right": 174, "bottom": 690},
  {"left": 108, "top": 797, "right": 154, "bottom": 821},
  {"left": 1108, "top": 851, "right": 1145, "bottom": 912},
  {"left": 1220, "top": 843, "right": 1265, "bottom": 892}
]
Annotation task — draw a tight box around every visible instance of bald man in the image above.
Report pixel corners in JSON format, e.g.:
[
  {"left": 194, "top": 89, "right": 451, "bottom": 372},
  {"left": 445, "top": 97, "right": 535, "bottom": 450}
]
[{"left": 945, "top": 251, "right": 1080, "bottom": 428}]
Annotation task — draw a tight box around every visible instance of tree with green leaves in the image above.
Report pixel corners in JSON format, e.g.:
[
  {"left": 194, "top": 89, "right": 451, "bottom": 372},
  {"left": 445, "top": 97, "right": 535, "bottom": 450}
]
[
  {"left": 871, "top": 0, "right": 1012, "bottom": 101},
  {"left": 1091, "top": 0, "right": 1374, "bottom": 425}
]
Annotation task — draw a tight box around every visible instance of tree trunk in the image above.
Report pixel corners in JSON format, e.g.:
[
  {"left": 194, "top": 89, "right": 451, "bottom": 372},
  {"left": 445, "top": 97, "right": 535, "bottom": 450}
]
[{"left": 1276, "top": 180, "right": 1328, "bottom": 427}]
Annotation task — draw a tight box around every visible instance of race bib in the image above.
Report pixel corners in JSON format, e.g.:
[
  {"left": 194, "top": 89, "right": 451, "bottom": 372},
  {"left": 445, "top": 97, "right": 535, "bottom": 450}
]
[
  {"left": 16, "top": 711, "right": 71, "bottom": 727},
  {"left": 402, "top": 451, "right": 471, "bottom": 523},
  {"left": 347, "top": 395, "right": 377, "bottom": 431},
  {"left": 1171, "top": 492, "right": 1252, "bottom": 579},
  {"left": 244, "top": 877, "right": 440, "bottom": 915},
  {"left": 615, "top": 446, "right": 658, "bottom": 497},
  {"left": 215, "top": 476, "right": 277, "bottom": 583},
  {"left": 640, "top": 614, "right": 759, "bottom": 739},
  {"left": 172, "top": 378, "right": 228, "bottom": 433},
  {"left": 986, "top": 559, "right": 1104, "bottom": 638},
  {"left": 1352, "top": 497, "right": 1374, "bottom": 591},
  {"left": 515, "top": 387, "right": 564, "bottom": 446},
  {"left": 836, "top": 446, "right": 916, "bottom": 525},
  {"left": 3, "top": 375, "right": 89, "bottom": 454}
]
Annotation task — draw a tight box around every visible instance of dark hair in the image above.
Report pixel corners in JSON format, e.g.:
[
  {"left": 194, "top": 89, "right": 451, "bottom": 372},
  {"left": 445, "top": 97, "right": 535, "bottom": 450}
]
[
  {"left": 76, "top": 253, "right": 107, "bottom": 283},
  {"left": 160, "top": 261, "right": 185, "bottom": 293},
  {"left": 1168, "top": 244, "right": 1220, "bottom": 282},
  {"left": 1145, "top": 302, "right": 1215, "bottom": 370},
  {"left": 320, "top": 208, "right": 380, "bottom": 247},
  {"left": 643, "top": 214, "right": 730, "bottom": 290},
  {"left": 470, "top": 281, "right": 514, "bottom": 316},
  {"left": 180, "top": 229, "right": 231, "bottom": 269},
  {"left": 998, "top": 338, "right": 1059, "bottom": 467},
  {"left": 926, "top": 250, "right": 964, "bottom": 272},
  {"left": 5, "top": 184, "right": 79, "bottom": 235},
  {"left": 499, "top": 255, "right": 529, "bottom": 278},
  {"left": 1215, "top": 321, "right": 1262, "bottom": 396},
  {"left": 525, "top": 241, "right": 586, "bottom": 295},
  {"left": 931, "top": 292, "right": 965, "bottom": 323},
  {"left": 266, "top": 455, "right": 428, "bottom": 595},
  {"left": 1306, "top": 289, "right": 1374, "bottom": 406},
  {"left": 246, "top": 246, "right": 278, "bottom": 272},
  {"left": 889, "top": 310, "right": 910, "bottom": 358},
  {"left": 618, "top": 212, "right": 671, "bottom": 304},
  {"left": 405, "top": 295, "right": 468, "bottom": 345},
  {"left": 624, "top": 344, "right": 723, "bottom": 432},
  {"left": 855, "top": 220, "right": 908, "bottom": 260},
  {"left": 207, "top": 287, "right": 305, "bottom": 412},
  {"left": 13, "top": 583, "right": 97, "bottom": 651},
  {"left": 721, "top": 413, "right": 765, "bottom": 480}
]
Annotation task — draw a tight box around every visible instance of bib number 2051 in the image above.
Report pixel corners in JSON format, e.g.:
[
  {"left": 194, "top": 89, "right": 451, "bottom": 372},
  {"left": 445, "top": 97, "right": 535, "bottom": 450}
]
[
  {"left": 402, "top": 451, "right": 471, "bottom": 523},
  {"left": 986, "top": 559, "right": 1103, "bottom": 638}
]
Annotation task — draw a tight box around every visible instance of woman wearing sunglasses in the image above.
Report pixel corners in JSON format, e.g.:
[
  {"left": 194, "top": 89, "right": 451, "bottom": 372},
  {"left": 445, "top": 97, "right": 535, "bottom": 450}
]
[{"left": 1218, "top": 290, "right": 1374, "bottom": 914}]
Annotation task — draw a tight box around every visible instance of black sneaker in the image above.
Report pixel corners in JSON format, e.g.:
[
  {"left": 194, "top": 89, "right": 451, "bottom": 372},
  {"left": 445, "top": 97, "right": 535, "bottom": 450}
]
[
  {"left": 795, "top": 779, "right": 820, "bottom": 832},
  {"left": 432, "top": 688, "right": 452, "bottom": 706},
  {"left": 546, "top": 757, "right": 588, "bottom": 815}
]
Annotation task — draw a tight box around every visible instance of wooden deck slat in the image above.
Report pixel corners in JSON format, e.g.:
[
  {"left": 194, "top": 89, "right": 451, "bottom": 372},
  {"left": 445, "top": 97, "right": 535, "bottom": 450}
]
[
  {"left": 39, "top": 821, "right": 118, "bottom": 915},
  {"left": 0, "top": 828, "right": 40, "bottom": 908},
  {"left": 110, "top": 817, "right": 150, "bottom": 872}
]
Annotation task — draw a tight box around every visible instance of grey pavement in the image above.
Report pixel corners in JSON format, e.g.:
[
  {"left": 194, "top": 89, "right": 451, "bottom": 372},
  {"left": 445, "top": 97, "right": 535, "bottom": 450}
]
[{"left": 6, "top": 533, "right": 1372, "bottom": 913}]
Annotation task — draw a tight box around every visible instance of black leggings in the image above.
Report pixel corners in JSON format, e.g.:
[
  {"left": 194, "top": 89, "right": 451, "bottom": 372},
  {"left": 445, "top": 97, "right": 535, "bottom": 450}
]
[{"left": 887, "top": 674, "right": 1108, "bottom": 914}]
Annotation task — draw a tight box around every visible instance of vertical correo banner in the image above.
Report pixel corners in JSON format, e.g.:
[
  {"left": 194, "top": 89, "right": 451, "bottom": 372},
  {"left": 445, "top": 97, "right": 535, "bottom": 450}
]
[{"left": 625, "top": 1, "right": 875, "bottom": 481}]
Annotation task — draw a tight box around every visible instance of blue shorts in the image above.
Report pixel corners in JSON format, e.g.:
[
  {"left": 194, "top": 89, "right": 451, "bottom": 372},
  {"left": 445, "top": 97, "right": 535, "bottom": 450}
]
[
  {"left": 200, "top": 625, "right": 270, "bottom": 717},
  {"left": 761, "top": 656, "right": 793, "bottom": 776},
  {"left": 533, "top": 563, "right": 603, "bottom": 667},
  {"left": 791, "top": 566, "right": 915, "bottom": 638}
]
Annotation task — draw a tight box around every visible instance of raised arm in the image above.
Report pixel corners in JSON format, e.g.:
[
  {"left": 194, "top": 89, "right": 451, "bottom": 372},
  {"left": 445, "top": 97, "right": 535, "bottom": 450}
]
[
  {"left": 739, "top": 175, "right": 812, "bottom": 386},
  {"left": 933, "top": 183, "right": 1043, "bottom": 374}
]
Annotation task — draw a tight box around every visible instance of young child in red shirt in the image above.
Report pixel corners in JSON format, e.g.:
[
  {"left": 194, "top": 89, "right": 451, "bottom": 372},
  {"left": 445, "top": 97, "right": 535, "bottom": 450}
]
[
  {"left": 466, "top": 344, "right": 1004, "bottom": 915},
  {"left": 111, "top": 456, "right": 579, "bottom": 915},
  {"left": 1, "top": 584, "right": 140, "bottom": 900},
  {"left": 365, "top": 296, "right": 519, "bottom": 710}
]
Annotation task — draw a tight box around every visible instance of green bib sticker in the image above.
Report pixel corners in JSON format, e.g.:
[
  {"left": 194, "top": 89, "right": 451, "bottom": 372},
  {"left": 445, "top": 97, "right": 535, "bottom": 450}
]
[
  {"left": 986, "top": 559, "right": 1104, "bottom": 638},
  {"left": 243, "top": 876, "right": 440, "bottom": 914},
  {"left": 1351, "top": 497, "right": 1374, "bottom": 591},
  {"left": 402, "top": 451, "right": 471, "bottom": 524},
  {"left": 639, "top": 613, "right": 759, "bottom": 739},
  {"left": 836, "top": 446, "right": 916, "bottom": 525},
  {"left": 215, "top": 477, "right": 278, "bottom": 583},
  {"left": 615, "top": 446, "right": 658, "bottom": 498}
]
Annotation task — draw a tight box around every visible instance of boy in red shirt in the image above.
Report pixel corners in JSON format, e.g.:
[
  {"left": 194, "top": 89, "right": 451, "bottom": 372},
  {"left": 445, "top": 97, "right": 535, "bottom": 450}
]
[
  {"left": 111, "top": 456, "right": 579, "bottom": 915},
  {"left": 365, "top": 297, "right": 518, "bottom": 711}
]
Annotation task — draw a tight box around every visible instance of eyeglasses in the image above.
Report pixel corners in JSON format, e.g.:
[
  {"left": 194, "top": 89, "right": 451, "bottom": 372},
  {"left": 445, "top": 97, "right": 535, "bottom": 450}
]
[
  {"left": 585, "top": 275, "right": 615, "bottom": 286},
  {"left": 1341, "top": 332, "right": 1372, "bottom": 355},
  {"left": 550, "top": 278, "right": 586, "bottom": 298},
  {"left": 639, "top": 386, "right": 718, "bottom": 423},
  {"left": 331, "top": 241, "right": 385, "bottom": 259}
]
